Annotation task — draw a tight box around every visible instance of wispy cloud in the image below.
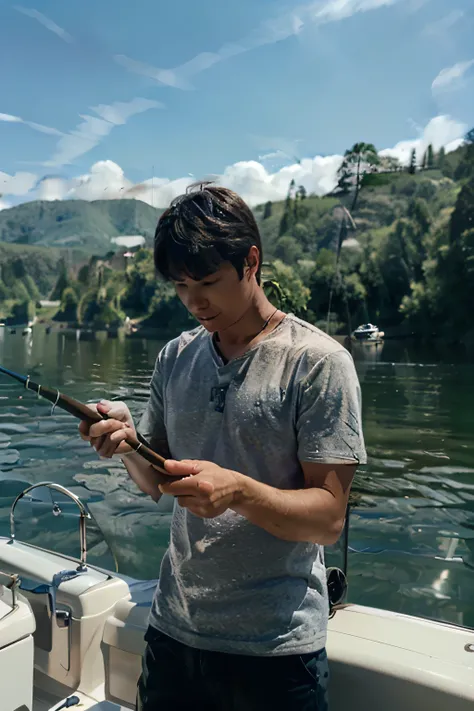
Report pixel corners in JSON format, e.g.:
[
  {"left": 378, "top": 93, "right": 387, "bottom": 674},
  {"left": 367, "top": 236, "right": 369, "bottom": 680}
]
[
  {"left": 4, "top": 114, "right": 464, "bottom": 209},
  {"left": 432, "top": 59, "right": 474, "bottom": 93},
  {"left": 14, "top": 5, "right": 73, "bottom": 43},
  {"left": 45, "top": 97, "right": 164, "bottom": 167},
  {"left": 423, "top": 9, "right": 464, "bottom": 37},
  {"left": 0, "top": 111, "right": 63, "bottom": 136},
  {"left": 115, "top": 0, "right": 412, "bottom": 90}
]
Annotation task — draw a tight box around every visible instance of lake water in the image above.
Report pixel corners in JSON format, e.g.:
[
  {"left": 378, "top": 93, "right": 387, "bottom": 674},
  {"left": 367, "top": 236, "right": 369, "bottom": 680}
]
[{"left": 1, "top": 325, "right": 473, "bottom": 629}]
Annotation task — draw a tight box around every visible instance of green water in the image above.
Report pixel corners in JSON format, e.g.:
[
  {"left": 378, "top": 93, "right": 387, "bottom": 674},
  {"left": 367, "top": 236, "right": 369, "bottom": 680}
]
[{"left": 1, "top": 326, "right": 473, "bottom": 628}]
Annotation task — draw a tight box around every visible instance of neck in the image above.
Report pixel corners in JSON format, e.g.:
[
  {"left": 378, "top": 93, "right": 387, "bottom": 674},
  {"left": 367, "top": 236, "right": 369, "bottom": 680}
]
[{"left": 216, "top": 288, "right": 280, "bottom": 348}]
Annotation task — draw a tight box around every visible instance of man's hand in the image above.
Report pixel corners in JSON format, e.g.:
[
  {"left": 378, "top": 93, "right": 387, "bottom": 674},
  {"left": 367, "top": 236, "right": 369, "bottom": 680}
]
[
  {"left": 159, "top": 460, "right": 243, "bottom": 518},
  {"left": 78, "top": 400, "right": 136, "bottom": 458}
]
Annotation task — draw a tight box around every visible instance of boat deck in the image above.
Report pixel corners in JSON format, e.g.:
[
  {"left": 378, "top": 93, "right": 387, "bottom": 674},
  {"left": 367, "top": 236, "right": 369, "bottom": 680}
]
[{"left": 33, "top": 689, "right": 125, "bottom": 711}]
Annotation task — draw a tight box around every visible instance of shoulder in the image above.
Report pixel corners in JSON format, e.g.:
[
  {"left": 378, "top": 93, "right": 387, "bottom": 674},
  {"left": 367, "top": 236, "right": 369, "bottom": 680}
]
[
  {"left": 157, "top": 325, "right": 208, "bottom": 370},
  {"left": 279, "top": 314, "right": 353, "bottom": 372}
]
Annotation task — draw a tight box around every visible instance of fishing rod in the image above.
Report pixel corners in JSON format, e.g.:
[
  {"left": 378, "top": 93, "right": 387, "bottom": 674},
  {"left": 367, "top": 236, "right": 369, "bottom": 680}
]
[{"left": 0, "top": 365, "right": 175, "bottom": 484}]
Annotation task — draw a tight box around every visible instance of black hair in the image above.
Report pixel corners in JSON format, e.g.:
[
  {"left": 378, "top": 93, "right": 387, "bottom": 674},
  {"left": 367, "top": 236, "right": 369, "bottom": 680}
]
[{"left": 153, "top": 182, "right": 263, "bottom": 285}]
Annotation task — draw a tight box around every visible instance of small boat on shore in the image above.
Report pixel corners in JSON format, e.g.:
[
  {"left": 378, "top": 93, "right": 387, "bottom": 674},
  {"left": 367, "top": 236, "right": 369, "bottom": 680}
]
[{"left": 352, "top": 323, "right": 384, "bottom": 343}]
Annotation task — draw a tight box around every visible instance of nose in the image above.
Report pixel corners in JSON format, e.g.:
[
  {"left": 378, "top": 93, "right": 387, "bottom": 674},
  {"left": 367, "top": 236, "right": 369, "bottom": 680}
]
[{"left": 185, "top": 290, "right": 209, "bottom": 314}]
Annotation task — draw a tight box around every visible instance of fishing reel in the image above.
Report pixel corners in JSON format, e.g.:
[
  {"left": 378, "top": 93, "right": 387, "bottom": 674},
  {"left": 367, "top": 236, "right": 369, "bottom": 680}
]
[{"left": 326, "top": 567, "right": 348, "bottom": 616}]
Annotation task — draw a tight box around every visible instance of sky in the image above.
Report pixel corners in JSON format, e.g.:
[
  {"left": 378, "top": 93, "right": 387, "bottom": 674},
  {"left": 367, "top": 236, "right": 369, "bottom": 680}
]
[{"left": 1, "top": 0, "right": 473, "bottom": 211}]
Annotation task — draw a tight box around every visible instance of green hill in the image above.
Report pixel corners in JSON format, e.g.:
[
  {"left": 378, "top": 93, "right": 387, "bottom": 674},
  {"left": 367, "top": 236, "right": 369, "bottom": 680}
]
[{"left": 0, "top": 198, "right": 162, "bottom": 252}]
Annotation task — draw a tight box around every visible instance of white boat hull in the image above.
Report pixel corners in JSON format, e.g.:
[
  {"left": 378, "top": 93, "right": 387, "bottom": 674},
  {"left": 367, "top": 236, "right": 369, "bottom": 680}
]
[{"left": 0, "top": 536, "right": 473, "bottom": 710}]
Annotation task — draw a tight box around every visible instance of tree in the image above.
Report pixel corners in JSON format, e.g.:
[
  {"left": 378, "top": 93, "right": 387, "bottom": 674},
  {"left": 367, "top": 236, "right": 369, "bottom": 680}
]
[
  {"left": 426, "top": 144, "right": 434, "bottom": 169},
  {"left": 279, "top": 180, "right": 296, "bottom": 236},
  {"left": 263, "top": 201, "right": 273, "bottom": 219},
  {"left": 54, "top": 287, "right": 79, "bottom": 323},
  {"left": 336, "top": 163, "right": 352, "bottom": 194},
  {"left": 454, "top": 127, "right": 474, "bottom": 182},
  {"left": 274, "top": 236, "right": 304, "bottom": 264},
  {"left": 9, "top": 300, "right": 35, "bottom": 326},
  {"left": 50, "top": 258, "right": 70, "bottom": 300},
  {"left": 408, "top": 148, "right": 417, "bottom": 175},
  {"left": 437, "top": 146, "right": 446, "bottom": 171},
  {"left": 450, "top": 176, "right": 474, "bottom": 244},
  {"left": 262, "top": 260, "right": 310, "bottom": 318},
  {"left": 337, "top": 142, "right": 380, "bottom": 211},
  {"left": 77, "top": 263, "right": 91, "bottom": 286}
]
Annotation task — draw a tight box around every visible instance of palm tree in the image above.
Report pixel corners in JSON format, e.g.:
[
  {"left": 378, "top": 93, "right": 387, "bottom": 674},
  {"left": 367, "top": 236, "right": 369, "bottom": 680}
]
[{"left": 338, "top": 142, "right": 379, "bottom": 211}]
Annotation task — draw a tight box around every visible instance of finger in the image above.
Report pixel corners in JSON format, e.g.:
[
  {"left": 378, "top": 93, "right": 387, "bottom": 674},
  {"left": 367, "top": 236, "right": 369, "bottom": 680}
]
[
  {"left": 109, "top": 428, "right": 130, "bottom": 445},
  {"left": 98, "top": 438, "right": 118, "bottom": 458},
  {"left": 185, "top": 503, "right": 219, "bottom": 519},
  {"left": 159, "top": 478, "right": 201, "bottom": 497},
  {"left": 97, "top": 430, "right": 126, "bottom": 457},
  {"left": 195, "top": 479, "right": 214, "bottom": 495},
  {"left": 96, "top": 400, "right": 112, "bottom": 415},
  {"left": 98, "top": 399, "right": 132, "bottom": 425},
  {"left": 90, "top": 435, "right": 106, "bottom": 452},
  {"left": 89, "top": 419, "right": 127, "bottom": 439},
  {"left": 106, "top": 429, "right": 133, "bottom": 456},
  {"left": 164, "top": 459, "right": 199, "bottom": 477},
  {"left": 79, "top": 420, "right": 91, "bottom": 440},
  {"left": 177, "top": 495, "right": 200, "bottom": 508},
  {"left": 96, "top": 431, "right": 122, "bottom": 458}
]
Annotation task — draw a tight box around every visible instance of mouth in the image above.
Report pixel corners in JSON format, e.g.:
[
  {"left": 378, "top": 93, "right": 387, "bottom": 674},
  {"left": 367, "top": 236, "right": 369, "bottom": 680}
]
[{"left": 197, "top": 314, "right": 220, "bottom": 323}]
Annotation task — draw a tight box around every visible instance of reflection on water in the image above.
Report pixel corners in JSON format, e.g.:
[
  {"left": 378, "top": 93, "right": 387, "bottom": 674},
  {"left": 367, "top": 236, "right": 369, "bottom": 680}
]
[{"left": 0, "top": 326, "right": 473, "bottom": 628}]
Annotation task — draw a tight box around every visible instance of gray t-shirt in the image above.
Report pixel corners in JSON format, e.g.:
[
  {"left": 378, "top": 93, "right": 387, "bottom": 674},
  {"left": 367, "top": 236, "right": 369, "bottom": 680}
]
[{"left": 138, "top": 313, "right": 366, "bottom": 656}]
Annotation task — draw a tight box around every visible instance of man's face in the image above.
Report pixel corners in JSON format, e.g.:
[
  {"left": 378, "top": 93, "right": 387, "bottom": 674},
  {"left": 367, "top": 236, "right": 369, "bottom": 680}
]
[{"left": 173, "top": 261, "right": 254, "bottom": 333}]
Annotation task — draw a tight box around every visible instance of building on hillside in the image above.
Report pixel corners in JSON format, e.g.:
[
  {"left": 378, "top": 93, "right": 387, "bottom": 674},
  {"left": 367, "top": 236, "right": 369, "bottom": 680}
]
[{"left": 109, "top": 235, "right": 146, "bottom": 270}]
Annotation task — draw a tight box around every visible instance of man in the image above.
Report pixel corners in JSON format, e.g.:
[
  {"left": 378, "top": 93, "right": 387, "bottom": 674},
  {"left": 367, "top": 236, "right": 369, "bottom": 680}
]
[{"left": 80, "top": 184, "right": 366, "bottom": 711}]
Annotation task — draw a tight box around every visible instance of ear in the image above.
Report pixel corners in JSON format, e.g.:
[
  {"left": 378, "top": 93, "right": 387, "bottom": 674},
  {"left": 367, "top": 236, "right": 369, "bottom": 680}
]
[{"left": 245, "top": 246, "right": 260, "bottom": 280}]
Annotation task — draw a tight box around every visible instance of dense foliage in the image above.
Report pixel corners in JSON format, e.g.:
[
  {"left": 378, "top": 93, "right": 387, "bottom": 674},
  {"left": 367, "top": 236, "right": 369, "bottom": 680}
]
[{"left": 1, "top": 134, "right": 473, "bottom": 345}]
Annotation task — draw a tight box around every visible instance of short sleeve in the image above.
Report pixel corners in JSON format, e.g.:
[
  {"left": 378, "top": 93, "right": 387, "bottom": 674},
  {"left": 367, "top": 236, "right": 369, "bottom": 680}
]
[
  {"left": 136, "top": 349, "right": 170, "bottom": 458},
  {"left": 296, "top": 349, "right": 367, "bottom": 465}
]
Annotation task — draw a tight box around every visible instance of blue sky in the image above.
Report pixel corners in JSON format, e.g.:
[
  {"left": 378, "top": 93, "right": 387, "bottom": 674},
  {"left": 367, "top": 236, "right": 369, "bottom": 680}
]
[{"left": 1, "top": 0, "right": 473, "bottom": 209}]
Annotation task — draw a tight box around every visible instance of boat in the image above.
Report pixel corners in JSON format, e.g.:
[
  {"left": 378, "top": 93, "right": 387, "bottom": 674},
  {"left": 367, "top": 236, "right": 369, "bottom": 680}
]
[
  {"left": 0, "top": 481, "right": 473, "bottom": 711},
  {"left": 352, "top": 323, "right": 385, "bottom": 343}
]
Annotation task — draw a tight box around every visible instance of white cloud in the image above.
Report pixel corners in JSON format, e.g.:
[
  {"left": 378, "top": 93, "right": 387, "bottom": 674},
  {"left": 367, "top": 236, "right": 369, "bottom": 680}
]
[
  {"left": 0, "top": 170, "right": 37, "bottom": 196},
  {"left": 379, "top": 115, "right": 467, "bottom": 165},
  {"left": 2, "top": 114, "right": 467, "bottom": 209},
  {"left": 45, "top": 98, "right": 163, "bottom": 168},
  {"left": 115, "top": 0, "right": 411, "bottom": 89},
  {"left": 432, "top": 60, "right": 474, "bottom": 93},
  {"left": 0, "top": 198, "right": 11, "bottom": 212},
  {"left": 15, "top": 5, "right": 73, "bottom": 43},
  {"left": 0, "top": 111, "right": 63, "bottom": 136}
]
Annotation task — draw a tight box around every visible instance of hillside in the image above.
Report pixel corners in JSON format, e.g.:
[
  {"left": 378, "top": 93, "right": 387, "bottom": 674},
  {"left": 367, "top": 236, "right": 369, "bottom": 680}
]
[
  {"left": 0, "top": 198, "right": 162, "bottom": 253},
  {"left": 255, "top": 170, "right": 459, "bottom": 263},
  {"left": 1, "top": 138, "right": 472, "bottom": 339}
]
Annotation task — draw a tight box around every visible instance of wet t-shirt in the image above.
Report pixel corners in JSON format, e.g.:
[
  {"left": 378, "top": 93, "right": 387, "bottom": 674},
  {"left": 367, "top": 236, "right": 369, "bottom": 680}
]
[{"left": 138, "top": 314, "right": 366, "bottom": 656}]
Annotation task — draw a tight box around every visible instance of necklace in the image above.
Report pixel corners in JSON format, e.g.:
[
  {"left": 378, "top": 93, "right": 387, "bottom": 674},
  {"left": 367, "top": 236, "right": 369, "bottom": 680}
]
[
  {"left": 214, "top": 307, "right": 279, "bottom": 346},
  {"left": 255, "top": 307, "right": 279, "bottom": 339}
]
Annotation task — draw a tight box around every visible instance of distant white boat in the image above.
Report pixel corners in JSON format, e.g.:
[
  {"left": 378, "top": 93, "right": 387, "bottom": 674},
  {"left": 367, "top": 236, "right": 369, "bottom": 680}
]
[{"left": 352, "top": 323, "right": 384, "bottom": 342}]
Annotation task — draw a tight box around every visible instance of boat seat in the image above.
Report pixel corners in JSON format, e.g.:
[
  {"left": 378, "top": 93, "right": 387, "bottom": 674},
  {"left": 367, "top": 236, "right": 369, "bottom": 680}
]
[{"left": 0, "top": 570, "right": 36, "bottom": 711}]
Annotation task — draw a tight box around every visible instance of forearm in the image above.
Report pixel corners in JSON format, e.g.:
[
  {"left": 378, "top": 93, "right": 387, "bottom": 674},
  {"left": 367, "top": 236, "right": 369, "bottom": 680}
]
[
  {"left": 120, "top": 450, "right": 163, "bottom": 502},
  {"left": 232, "top": 475, "right": 345, "bottom": 545}
]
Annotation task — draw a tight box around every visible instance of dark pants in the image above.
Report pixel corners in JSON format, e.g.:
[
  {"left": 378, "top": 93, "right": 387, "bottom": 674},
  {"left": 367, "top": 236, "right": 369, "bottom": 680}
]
[{"left": 136, "top": 625, "right": 329, "bottom": 711}]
